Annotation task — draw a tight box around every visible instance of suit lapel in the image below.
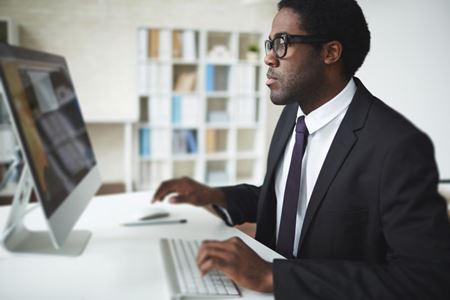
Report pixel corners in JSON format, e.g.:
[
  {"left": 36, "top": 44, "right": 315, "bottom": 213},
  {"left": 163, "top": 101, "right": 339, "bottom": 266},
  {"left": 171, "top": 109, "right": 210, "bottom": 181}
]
[
  {"left": 297, "top": 78, "right": 373, "bottom": 253},
  {"left": 256, "top": 103, "right": 297, "bottom": 249}
]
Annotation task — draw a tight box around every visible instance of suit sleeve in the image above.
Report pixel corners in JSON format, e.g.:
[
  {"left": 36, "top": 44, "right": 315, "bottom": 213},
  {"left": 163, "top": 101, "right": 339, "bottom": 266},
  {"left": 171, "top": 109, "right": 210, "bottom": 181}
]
[
  {"left": 215, "top": 184, "right": 261, "bottom": 225},
  {"left": 273, "top": 131, "right": 450, "bottom": 299}
]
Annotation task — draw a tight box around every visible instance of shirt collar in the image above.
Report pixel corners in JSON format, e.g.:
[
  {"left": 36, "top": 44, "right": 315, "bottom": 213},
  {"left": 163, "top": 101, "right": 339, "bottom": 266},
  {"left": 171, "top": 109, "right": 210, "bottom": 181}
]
[{"left": 296, "top": 78, "right": 357, "bottom": 134}]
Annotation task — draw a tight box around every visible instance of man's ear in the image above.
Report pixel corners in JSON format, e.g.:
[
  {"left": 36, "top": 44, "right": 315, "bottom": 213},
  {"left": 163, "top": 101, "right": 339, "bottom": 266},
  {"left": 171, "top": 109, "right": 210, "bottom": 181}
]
[{"left": 322, "top": 40, "right": 343, "bottom": 65}]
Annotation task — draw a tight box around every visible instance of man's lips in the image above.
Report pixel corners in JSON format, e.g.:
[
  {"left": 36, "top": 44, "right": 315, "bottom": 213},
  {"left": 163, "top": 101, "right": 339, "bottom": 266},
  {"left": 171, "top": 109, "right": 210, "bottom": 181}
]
[{"left": 266, "top": 74, "right": 278, "bottom": 86}]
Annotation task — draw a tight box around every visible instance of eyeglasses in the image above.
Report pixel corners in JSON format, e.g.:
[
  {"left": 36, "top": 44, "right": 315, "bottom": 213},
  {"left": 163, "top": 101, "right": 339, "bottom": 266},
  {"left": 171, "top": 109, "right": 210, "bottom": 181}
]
[{"left": 264, "top": 33, "right": 329, "bottom": 59}]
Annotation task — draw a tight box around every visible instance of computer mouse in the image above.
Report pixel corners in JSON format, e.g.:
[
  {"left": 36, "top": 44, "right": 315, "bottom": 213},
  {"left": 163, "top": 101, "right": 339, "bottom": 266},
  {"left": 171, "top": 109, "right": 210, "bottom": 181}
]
[{"left": 135, "top": 207, "right": 170, "bottom": 221}]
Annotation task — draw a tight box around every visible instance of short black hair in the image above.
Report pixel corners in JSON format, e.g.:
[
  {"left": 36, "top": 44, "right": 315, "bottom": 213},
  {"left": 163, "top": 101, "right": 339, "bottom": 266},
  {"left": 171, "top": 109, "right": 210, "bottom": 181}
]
[{"left": 278, "top": 0, "right": 370, "bottom": 78}]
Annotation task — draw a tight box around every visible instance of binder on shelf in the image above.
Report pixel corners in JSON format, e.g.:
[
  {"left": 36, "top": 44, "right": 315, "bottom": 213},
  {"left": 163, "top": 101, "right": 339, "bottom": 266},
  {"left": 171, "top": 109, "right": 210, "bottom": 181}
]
[
  {"left": 139, "top": 127, "right": 151, "bottom": 158},
  {"left": 181, "top": 95, "right": 198, "bottom": 126},
  {"left": 172, "top": 31, "right": 183, "bottom": 59},
  {"left": 206, "top": 65, "right": 215, "bottom": 92},
  {"left": 148, "top": 29, "right": 160, "bottom": 59},
  {"left": 206, "top": 129, "right": 227, "bottom": 153},
  {"left": 214, "top": 66, "right": 229, "bottom": 91},
  {"left": 137, "top": 28, "right": 148, "bottom": 62},
  {"left": 151, "top": 129, "right": 168, "bottom": 157},
  {"left": 171, "top": 96, "right": 182, "bottom": 124},
  {"left": 185, "top": 130, "right": 198, "bottom": 153},
  {"left": 206, "top": 129, "right": 216, "bottom": 153},
  {"left": 182, "top": 30, "right": 196, "bottom": 61},
  {"left": 149, "top": 97, "right": 170, "bottom": 125},
  {"left": 147, "top": 63, "right": 171, "bottom": 93},
  {"left": 159, "top": 29, "right": 171, "bottom": 60},
  {"left": 159, "top": 64, "right": 171, "bottom": 92},
  {"left": 139, "top": 97, "right": 149, "bottom": 122},
  {"left": 171, "top": 95, "right": 199, "bottom": 126},
  {"left": 173, "top": 129, "right": 198, "bottom": 154}
]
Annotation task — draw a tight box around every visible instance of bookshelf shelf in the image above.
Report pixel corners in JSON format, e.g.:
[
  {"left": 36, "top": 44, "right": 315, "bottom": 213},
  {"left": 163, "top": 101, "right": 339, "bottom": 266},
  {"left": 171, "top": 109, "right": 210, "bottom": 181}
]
[{"left": 135, "top": 27, "right": 266, "bottom": 190}]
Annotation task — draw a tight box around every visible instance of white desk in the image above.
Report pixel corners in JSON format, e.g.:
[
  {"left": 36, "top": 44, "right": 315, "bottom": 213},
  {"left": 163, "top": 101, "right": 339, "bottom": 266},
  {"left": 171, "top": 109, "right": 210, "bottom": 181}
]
[{"left": 0, "top": 192, "right": 281, "bottom": 300}]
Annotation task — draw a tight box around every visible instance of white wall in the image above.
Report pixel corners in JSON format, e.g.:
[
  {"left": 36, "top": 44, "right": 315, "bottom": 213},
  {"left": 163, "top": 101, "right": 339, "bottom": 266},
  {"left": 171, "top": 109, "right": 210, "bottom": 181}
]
[{"left": 357, "top": 0, "right": 450, "bottom": 178}]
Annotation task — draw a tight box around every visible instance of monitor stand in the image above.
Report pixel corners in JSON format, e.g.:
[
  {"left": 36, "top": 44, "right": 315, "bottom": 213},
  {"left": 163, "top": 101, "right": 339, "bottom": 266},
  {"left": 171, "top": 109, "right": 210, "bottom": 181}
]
[{"left": 2, "top": 165, "right": 91, "bottom": 256}]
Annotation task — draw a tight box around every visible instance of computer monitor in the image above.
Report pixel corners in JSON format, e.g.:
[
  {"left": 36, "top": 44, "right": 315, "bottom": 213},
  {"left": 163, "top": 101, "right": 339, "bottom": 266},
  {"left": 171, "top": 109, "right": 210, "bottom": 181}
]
[{"left": 0, "top": 44, "right": 101, "bottom": 256}]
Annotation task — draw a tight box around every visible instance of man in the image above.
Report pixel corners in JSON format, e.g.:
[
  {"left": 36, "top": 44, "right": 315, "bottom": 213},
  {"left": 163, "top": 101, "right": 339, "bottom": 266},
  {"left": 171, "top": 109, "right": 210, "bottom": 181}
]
[{"left": 153, "top": 0, "right": 450, "bottom": 298}]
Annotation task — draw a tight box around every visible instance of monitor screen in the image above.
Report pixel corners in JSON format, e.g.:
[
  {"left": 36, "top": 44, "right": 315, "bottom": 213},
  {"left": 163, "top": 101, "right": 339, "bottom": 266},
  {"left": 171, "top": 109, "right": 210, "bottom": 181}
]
[
  {"left": 0, "top": 44, "right": 101, "bottom": 255},
  {"left": 0, "top": 44, "right": 99, "bottom": 225}
]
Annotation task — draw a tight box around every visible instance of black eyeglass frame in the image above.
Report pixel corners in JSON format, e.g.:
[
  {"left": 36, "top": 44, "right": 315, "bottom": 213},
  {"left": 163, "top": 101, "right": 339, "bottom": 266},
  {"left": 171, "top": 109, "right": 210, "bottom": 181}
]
[{"left": 265, "top": 33, "right": 330, "bottom": 58}]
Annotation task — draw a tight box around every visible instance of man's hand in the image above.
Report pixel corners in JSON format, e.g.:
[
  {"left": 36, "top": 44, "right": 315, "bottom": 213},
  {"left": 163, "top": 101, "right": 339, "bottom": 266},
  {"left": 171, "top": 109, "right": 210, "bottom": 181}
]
[
  {"left": 197, "top": 237, "right": 273, "bottom": 293},
  {"left": 152, "top": 176, "right": 227, "bottom": 208}
]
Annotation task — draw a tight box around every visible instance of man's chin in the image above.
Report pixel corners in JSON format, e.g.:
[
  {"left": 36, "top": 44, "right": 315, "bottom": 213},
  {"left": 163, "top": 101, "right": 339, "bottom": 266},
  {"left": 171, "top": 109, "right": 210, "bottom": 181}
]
[{"left": 270, "top": 91, "right": 293, "bottom": 106}]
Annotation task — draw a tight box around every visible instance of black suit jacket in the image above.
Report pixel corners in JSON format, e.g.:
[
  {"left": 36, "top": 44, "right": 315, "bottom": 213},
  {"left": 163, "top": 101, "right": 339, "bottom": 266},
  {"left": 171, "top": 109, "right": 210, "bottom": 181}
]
[{"left": 221, "top": 78, "right": 450, "bottom": 299}]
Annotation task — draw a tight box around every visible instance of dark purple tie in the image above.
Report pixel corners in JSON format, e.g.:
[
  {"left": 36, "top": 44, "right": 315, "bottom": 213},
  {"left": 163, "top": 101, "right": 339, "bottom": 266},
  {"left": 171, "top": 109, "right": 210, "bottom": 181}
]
[{"left": 276, "top": 115, "right": 309, "bottom": 258}]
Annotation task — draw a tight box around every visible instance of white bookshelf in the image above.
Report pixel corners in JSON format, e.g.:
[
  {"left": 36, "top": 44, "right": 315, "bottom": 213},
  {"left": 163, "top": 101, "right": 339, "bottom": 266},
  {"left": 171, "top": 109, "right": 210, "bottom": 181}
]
[{"left": 134, "top": 27, "right": 267, "bottom": 190}]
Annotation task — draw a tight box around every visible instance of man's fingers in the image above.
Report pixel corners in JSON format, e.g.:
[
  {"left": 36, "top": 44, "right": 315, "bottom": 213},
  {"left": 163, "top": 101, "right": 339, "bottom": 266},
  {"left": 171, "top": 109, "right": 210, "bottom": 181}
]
[
  {"left": 152, "top": 179, "right": 181, "bottom": 202},
  {"left": 197, "top": 241, "right": 237, "bottom": 276},
  {"left": 198, "top": 257, "right": 227, "bottom": 276}
]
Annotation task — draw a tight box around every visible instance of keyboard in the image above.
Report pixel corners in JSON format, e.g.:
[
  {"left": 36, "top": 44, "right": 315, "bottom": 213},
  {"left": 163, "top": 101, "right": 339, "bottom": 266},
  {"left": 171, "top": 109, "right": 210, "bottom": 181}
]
[{"left": 160, "top": 238, "right": 241, "bottom": 299}]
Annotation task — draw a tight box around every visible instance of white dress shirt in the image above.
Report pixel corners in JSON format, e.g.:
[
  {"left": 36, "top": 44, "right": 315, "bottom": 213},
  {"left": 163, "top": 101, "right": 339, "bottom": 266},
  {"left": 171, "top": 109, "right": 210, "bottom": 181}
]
[{"left": 275, "top": 78, "right": 357, "bottom": 257}]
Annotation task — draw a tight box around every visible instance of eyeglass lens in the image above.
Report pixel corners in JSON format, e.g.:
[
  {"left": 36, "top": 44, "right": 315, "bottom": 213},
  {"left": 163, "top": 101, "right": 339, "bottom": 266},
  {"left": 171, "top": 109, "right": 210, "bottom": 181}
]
[{"left": 265, "top": 37, "right": 287, "bottom": 58}]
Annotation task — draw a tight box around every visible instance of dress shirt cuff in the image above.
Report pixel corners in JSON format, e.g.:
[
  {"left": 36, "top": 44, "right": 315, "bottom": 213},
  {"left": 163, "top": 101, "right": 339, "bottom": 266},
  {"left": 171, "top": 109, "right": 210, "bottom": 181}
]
[{"left": 212, "top": 204, "right": 235, "bottom": 227}]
